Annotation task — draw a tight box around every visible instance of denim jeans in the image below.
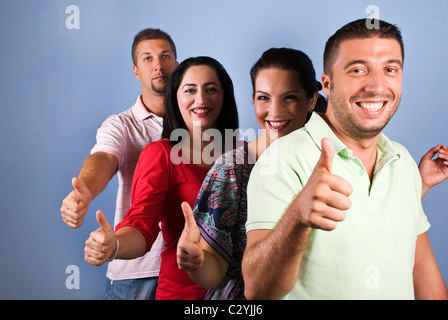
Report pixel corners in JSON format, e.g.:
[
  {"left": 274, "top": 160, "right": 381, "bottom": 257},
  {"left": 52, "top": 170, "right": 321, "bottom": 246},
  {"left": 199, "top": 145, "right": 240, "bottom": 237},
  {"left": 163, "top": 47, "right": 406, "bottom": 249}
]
[{"left": 103, "top": 277, "right": 158, "bottom": 300}]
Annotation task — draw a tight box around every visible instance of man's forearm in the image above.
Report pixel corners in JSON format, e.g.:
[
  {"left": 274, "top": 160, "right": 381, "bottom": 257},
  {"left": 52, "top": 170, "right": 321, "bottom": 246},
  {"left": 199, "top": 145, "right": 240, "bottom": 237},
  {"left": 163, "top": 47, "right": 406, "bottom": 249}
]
[
  {"left": 78, "top": 152, "right": 118, "bottom": 199},
  {"left": 413, "top": 232, "right": 448, "bottom": 300},
  {"left": 242, "top": 210, "right": 311, "bottom": 300}
]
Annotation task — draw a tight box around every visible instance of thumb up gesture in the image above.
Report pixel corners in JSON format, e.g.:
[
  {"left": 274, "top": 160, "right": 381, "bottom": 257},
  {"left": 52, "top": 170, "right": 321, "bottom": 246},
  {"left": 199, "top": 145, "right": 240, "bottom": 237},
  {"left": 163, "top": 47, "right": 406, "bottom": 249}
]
[
  {"left": 295, "top": 138, "right": 353, "bottom": 231},
  {"left": 61, "top": 177, "right": 93, "bottom": 229},
  {"left": 177, "top": 202, "right": 204, "bottom": 272},
  {"left": 84, "top": 210, "right": 118, "bottom": 266}
]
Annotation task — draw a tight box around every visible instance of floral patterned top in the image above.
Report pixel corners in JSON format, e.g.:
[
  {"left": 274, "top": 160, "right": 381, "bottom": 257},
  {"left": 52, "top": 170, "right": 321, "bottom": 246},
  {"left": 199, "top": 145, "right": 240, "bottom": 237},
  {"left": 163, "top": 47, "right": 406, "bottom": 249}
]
[{"left": 193, "top": 141, "right": 254, "bottom": 300}]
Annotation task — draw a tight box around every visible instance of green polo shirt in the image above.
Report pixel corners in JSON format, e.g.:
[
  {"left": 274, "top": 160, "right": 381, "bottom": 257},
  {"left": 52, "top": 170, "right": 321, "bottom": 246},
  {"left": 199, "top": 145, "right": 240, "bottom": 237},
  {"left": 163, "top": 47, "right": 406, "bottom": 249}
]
[{"left": 246, "top": 113, "right": 430, "bottom": 300}]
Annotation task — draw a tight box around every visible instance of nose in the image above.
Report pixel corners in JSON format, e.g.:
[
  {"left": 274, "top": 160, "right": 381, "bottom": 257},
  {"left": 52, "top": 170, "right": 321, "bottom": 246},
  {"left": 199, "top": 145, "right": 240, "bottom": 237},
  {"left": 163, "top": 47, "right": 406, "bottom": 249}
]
[
  {"left": 153, "top": 56, "right": 163, "bottom": 72},
  {"left": 268, "top": 97, "right": 283, "bottom": 117},
  {"left": 195, "top": 88, "right": 207, "bottom": 105},
  {"left": 364, "top": 68, "right": 387, "bottom": 94}
]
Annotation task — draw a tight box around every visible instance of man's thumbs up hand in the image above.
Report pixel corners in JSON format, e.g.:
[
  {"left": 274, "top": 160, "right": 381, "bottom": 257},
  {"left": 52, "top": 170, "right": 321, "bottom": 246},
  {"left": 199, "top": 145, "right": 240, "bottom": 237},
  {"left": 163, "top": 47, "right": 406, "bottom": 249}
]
[
  {"left": 293, "top": 138, "right": 353, "bottom": 231},
  {"left": 316, "top": 136, "right": 335, "bottom": 173},
  {"left": 61, "top": 177, "right": 93, "bottom": 229}
]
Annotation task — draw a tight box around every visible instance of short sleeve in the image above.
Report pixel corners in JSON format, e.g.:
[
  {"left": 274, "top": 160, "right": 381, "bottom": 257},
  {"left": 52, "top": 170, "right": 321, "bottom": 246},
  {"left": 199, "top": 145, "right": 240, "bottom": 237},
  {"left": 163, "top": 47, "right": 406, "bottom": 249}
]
[
  {"left": 246, "top": 139, "right": 304, "bottom": 232},
  {"left": 115, "top": 141, "right": 169, "bottom": 252},
  {"left": 90, "top": 114, "right": 127, "bottom": 167}
]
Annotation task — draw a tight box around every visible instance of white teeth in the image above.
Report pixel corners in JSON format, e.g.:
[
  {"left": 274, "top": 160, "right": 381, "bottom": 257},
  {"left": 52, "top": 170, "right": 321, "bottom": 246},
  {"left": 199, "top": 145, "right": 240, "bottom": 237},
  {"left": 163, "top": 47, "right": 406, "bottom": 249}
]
[
  {"left": 192, "top": 108, "right": 210, "bottom": 114},
  {"left": 358, "top": 102, "right": 384, "bottom": 111},
  {"left": 268, "top": 120, "right": 289, "bottom": 128}
]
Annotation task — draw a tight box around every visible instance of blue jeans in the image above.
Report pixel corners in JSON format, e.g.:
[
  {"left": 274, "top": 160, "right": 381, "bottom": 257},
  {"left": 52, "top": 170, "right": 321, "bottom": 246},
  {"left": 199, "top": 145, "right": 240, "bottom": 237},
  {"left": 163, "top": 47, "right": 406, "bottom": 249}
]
[{"left": 103, "top": 277, "right": 158, "bottom": 300}]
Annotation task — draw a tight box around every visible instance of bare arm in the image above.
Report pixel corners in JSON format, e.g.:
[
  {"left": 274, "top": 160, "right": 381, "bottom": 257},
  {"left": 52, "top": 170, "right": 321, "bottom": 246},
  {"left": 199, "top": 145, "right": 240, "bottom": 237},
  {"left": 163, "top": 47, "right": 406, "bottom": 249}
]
[
  {"left": 84, "top": 210, "right": 147, "bottom": 266},
  {"left": 185, "top": 242, "right": 229, "bottom": 290},
  {"left": 242, "top": 138, "right": 353, "bottom": 299},
  {"left": 61, "top": 152, "right": 118, "bottom": 228},
  {"left": 78, "top": 152, "right": 118, "bottom": 199},
  {"left": 243, "top": 222, "right": 311, "bottom": 299},
  {"left": 413, "top": 232, "right": 448, "bottom": 300}
]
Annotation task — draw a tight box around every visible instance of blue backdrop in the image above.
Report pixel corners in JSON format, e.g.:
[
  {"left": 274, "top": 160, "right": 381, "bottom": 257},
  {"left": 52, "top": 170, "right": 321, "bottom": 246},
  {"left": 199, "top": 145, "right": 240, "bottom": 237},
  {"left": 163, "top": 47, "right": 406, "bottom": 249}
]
[{"left": 0, "top": 0, "right": 446, "bottom": 299}]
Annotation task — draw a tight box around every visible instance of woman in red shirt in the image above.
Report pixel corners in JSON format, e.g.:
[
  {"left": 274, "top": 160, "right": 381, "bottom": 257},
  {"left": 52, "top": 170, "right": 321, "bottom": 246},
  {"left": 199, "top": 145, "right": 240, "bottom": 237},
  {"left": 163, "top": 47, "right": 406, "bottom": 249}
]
[{"left": 84, "top": 56, "right": 239, "bottom": 299}]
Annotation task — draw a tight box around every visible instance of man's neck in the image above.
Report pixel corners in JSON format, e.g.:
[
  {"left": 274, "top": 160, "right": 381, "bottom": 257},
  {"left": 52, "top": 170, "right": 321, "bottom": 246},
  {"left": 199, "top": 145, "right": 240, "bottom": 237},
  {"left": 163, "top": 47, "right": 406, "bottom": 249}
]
[
  {"left": 141, "top": 90, "right": 165, "bottom": 117},
  {"left": 321, "top": 113, "right": 380, "bottom": 181}
]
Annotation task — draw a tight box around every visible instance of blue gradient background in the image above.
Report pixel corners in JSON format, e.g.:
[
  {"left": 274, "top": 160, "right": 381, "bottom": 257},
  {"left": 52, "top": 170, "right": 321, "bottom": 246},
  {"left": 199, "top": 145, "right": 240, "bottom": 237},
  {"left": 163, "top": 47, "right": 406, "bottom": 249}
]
[{"left": 0, "top": 0, "right": 446, "bottom": 299}]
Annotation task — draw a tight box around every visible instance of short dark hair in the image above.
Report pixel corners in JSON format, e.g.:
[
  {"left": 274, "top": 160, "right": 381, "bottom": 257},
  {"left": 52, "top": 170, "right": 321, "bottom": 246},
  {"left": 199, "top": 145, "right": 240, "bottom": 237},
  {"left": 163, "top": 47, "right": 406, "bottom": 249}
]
[
  {"left": 324, "top": 19, "right": 404, "bottom": 76},
  {"left": 131, "top": 28, "right": 177, "bottom": 65},
  {"left": 250, "top": 47, "right": 327, "bottom": 114},
  {"left": 162, "top": 56, "right": 239, "bottom": 146}
]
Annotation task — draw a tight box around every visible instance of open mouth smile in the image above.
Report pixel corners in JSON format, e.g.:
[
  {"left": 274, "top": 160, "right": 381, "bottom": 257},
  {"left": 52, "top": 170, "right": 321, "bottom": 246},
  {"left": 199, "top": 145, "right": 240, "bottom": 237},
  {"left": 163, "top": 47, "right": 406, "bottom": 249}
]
[
  {"left": 192, "top": 107, "right": 212, "bottom": 117},
  {"left": 266, "top": 120, "right": 291, "bottom": 130},
  {"left": 356, "top": 101, "right": 386, "bottom": 112}
]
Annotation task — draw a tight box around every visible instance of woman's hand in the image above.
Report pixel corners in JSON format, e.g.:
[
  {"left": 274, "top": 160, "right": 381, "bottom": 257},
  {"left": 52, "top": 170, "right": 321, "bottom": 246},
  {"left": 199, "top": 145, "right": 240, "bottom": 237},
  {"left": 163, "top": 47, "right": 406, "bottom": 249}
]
[{"left": 84, "top": 210, "right": 118, "bottom": 266}]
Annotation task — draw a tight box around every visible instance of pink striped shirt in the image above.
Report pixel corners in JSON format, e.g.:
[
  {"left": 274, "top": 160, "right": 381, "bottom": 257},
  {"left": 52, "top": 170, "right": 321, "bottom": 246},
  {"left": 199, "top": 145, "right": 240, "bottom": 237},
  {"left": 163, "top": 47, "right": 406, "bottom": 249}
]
[{"left": 90, "top": 95, "right": 165, "bottom": 280}]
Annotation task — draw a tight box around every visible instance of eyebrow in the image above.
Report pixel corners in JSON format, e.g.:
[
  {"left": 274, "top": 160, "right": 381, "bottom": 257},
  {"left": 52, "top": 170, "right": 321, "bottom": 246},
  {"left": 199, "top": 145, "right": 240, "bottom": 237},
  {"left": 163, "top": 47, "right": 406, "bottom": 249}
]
[
  {"left": 344, "top": 59, "right": 403, "bottom": 69},
  {"left": 141, "top": 50, "right": 172, "bottom": 56},
  {"left": 255, "top": 89, "right": 301, "bottom": 95},
  {"left": 386, "top": 59, "right": 403, "bottom": 68},
  {"left": 182, "top": 82, "right": 219, "bottom": 88}
]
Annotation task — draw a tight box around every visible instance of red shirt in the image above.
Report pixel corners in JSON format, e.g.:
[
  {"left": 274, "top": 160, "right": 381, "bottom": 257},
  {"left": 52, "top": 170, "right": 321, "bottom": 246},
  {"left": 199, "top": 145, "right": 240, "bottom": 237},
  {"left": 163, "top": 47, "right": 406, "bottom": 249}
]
[{"left": 116, "top": 138, "right": 208, "bottom": 300}]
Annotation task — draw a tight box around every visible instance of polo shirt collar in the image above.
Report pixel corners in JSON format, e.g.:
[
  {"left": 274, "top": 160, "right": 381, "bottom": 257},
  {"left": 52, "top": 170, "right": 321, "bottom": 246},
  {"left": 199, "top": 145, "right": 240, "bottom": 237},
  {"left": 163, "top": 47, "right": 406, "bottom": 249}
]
[
  {"left": 305, "top": 112, "right": 348, "bottom": 155},
  {"left": 305, "top": 112, "right": 400, "bottom": 165},
  {"left": 375, "top": 132, "right": 401, "bottom": 174},
  {"left": 131, "top": 95, "right": 162, "bottom": 122}
]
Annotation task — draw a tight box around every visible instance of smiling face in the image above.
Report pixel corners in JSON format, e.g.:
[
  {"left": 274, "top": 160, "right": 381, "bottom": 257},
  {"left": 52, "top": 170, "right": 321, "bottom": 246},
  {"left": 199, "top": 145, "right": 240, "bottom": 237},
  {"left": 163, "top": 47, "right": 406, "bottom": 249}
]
[
  {"left": 177, "top": 65, "right": 224, "bottom": 135},
  {"left": 322, "top": 37, "right": 403, "bottom": 141},
  {"left": 254, "top": 68, "right": 316, "bottom": 143}
]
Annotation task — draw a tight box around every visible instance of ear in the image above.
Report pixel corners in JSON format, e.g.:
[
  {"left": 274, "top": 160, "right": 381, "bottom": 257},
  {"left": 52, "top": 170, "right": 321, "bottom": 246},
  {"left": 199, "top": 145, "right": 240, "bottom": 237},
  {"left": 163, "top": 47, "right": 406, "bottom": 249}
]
[
  {"left": 308, "top": 91, "right": 319, "bottom": 113},
  {"left": 133, "top": 65, "right": 140, "bottom": 81},
  {"left": 321, "top": 73, "right": 331, "bottom": 97}
]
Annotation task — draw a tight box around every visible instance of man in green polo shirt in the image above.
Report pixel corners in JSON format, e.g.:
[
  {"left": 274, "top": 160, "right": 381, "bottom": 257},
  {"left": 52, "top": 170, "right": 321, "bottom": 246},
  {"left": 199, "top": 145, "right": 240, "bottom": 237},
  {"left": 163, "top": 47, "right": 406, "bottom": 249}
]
[{"left": 242, "top": 19, "right": 448, "bottom": 300}]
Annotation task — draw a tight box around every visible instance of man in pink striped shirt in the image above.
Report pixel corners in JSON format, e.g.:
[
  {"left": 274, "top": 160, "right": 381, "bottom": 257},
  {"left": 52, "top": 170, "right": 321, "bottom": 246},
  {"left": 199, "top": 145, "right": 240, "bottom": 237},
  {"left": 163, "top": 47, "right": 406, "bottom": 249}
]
[{"left": 60, "top": 28, "right": 178, "bottom": 299}]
